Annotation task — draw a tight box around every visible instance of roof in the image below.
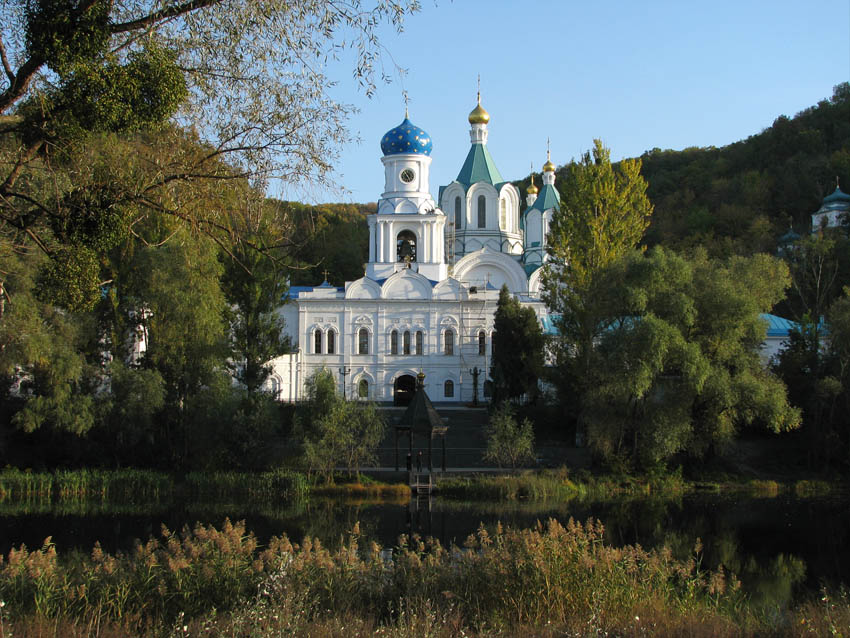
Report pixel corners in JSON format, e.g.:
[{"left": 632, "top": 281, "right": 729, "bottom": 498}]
[
  {"left": 455, "top": 143, "right": 504, "bottom": 186},
  {"left": 762, "top": 313, "right": 799, "bottom": 337},
  {"left": 526, "top": 183, "right": 560, "bottom": 214},
  {"left": 398, "top": 378, "right": 444, "bottom": 434},
  {"left": 380, "top": 117, "right": 432, "bottom": 156}
]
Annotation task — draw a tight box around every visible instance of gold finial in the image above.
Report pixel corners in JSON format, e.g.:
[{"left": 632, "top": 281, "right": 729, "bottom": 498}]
[
  {"left": 543, "top": 139, "right": 555, "bottom": 173},
  {"left": 468, "top": 75, "right": 490, "bottom": 124},
  {"left": 528, "top": 162, "right": 538, "bottom": 194}
]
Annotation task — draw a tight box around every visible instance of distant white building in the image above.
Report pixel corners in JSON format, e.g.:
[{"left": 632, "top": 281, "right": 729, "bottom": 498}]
[
  {"left": 811, "top": 182, "right": 850, "bottom": 231},
  {"left": 268, "top": 97, "right": 560, "bottom": 403}
]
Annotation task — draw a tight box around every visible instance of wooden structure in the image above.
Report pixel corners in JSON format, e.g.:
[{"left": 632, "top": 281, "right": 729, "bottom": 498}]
[{"left": 394, "top": 371, "right": 449, "bottom": 474}]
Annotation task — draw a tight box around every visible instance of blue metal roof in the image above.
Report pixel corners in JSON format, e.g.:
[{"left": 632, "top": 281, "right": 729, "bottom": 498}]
[
  {"left": 380, "top": 117, "right": 432, "bottom": 156},
  {"left": 761, "top": 313, "right": 798, "bottom": 337},
  {"left": 526, "top": 183, "right": 560, "bottom": 214}
]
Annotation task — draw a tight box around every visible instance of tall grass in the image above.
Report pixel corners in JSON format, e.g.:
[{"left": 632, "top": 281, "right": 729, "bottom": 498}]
[
  {"left": 183, "top": 469, "right": 309, "bottom": 501},
  {"left": 0, "top": 517, "right": 808, "bottom": 636},
  {"left": 0, "top": 468, "right": 171, "bottom": 503}
]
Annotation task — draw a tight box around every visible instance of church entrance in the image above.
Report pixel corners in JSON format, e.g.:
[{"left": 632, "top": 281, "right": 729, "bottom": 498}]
[{"left": 393, "top": 374, "right": 417, "bottom": 406}]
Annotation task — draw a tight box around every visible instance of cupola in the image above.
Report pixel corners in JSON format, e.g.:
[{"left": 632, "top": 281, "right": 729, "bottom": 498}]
[{"left": 380, "top": 115, "right": 432, "bottom": 156}]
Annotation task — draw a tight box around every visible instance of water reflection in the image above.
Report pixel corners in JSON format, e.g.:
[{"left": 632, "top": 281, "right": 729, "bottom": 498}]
[{"left": 0, "top": 492, "right": 847, "bottom": 610}]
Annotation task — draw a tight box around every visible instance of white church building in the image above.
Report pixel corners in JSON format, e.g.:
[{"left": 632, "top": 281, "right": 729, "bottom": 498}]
[{"left": 268, "top": 96, "right": 560, "bottom": 403}]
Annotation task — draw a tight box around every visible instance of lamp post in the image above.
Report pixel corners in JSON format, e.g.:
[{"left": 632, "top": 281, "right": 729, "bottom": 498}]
[
  {"left": 468, "top": 366, "right": 481, "bottom": 406},
  {"left": 339, "top": 367, "right": 350, "bottom": 398}
]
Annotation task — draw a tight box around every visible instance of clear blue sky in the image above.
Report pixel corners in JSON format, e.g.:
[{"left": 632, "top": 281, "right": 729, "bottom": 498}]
[{"left": 274, "top": 0, "right": 850, "bottom": 205}]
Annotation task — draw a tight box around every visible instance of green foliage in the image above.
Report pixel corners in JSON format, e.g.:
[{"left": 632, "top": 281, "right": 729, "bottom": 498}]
[
  {"left": 490, "top": 285, "right": 544, "bottom": 403},
  {"left": 543, "top": 139, "right": 653, "bottom": 432},
  {"left": 298, "top": 369, "right": 386, "bottom": 483},
  {"left": 25, "top": 0, "right": 111, "bottom": 74},
  {"left": 582, "top": 247, "right": 799, "bottom": 468},
  {"left": 639, "top": 83, "right": 850, "bottom": 254},
  {"left": 34, "top": 245, "right": 101, "bottom": 312},
  {"left": 483, "top": 403, "right": 535, "bottom": 469}
]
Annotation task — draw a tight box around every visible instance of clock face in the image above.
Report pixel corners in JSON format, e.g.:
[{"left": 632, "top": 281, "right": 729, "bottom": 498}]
[{"left": 400, "top": 168, "right": 416, "bottom": 184}]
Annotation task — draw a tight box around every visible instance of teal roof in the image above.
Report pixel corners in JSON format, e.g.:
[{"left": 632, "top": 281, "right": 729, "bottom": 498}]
[
  {"left": 456, "top": 143, "right": 504, "bottom": 186},
  {"left": 823, "top": 186, "right": 850, "bottom": 205},
  {"left": 761, "top": 313, "right": 799, "bottom": 337},
  {"left": 526, "top": 183, "right": 560, "bottom": 214}
]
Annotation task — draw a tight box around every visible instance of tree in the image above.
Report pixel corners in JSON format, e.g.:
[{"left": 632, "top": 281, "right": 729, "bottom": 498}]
[
  {"left": 583, "top": 247, "right": 799, "bottom": 469},
  {"left": 490, "top": 284, "right": 544, "bottom": 403},
  {"left": 483, "top": 403, "right": 535, "bottom": 469},
  {"left": 542, "top": 139, "right": 653, "bottom": 427},
  {"left": 221, "top": 202, "right": 293, "bottom": 394},
  {"left": 1, "top": 0, "right": 417, "bottom": 310},
  {"left": 297, "top": 369, "right": 385, "bottom": 483}
]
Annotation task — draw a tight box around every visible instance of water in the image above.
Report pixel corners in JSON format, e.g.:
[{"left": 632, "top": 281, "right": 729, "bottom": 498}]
[{"left": 1, "top": 492, "right": 847, "bottom": 609}]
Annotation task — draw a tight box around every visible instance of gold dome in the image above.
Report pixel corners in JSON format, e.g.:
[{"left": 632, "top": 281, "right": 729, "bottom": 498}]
[
  {"left": 468, "top": 101, "right": 490, "bottom": 124},
  {"left": 527, "top": 174, "right": 538, "bottom": 194},
  {"left": 543, "top": 159, "right": 556, "bottom": 172}
]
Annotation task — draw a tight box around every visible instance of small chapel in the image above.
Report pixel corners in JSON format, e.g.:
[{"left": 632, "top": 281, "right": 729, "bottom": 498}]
[{"left": 268, "top": 95, "right": 560, "bottom": 404}]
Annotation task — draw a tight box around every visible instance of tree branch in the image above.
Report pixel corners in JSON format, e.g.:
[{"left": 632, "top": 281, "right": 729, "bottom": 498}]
[
  {"left": 0, "top": 35, "right": 15, "bottom": 84},
  {"left": 109, "top": 0, "right": 221, "bottom": 33}
]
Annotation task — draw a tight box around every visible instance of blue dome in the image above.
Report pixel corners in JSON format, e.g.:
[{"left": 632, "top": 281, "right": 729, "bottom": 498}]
[{"left": 380, "top": 117, "right": 432, "bottom": 156}]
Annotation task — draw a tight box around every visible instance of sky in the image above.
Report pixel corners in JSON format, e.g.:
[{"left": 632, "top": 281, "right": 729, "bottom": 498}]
[{"left": 274, "top": 1, "right": 850, "bottom": 205}]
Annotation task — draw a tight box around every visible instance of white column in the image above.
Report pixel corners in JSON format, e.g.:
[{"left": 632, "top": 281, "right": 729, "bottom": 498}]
[
  {"left": 368, "top": 218, "right": 375, "bottom": 262},
  {"left": 378, "top": 221, "right": 385, "bottom": 262}
]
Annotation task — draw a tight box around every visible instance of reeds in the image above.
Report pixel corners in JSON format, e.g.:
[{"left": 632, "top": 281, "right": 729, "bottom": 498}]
[
  {"left": 0, "top": 517, "right": 796, "bottom": 636},
  {"left": 0, "top": 468, "right": 171, "bottom": 503}
]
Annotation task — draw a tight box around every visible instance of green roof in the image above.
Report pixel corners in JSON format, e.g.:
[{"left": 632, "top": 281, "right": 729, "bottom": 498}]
[
  {"left": 456, "top": 143, "right": 504, "bottom": 186},
  {"left": 526, "top": 183, "right": 560, "bottom": 213}
]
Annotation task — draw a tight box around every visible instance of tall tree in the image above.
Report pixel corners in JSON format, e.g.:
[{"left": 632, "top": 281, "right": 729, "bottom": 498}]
[
  {"left": 490, "top": 284, "right": 544, "bottom": 403},
  {"left": 583, "top": 247, "right": 799, "bottom": 469},
  {"left": 542, "top": 139, "right": 653, "bottom": 427}
]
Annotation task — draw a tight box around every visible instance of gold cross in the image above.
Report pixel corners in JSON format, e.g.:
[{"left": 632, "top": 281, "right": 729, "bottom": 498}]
[{"left": 322, "top": 269, "right": 330, "bottom": 281}]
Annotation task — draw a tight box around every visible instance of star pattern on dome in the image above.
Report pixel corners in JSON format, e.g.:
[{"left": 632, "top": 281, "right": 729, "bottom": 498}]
[{"left": 381, "top": 118, "right": 432, "bottom": 156}]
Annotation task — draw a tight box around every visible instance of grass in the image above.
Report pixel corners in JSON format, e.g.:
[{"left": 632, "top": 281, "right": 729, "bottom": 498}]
[{"left": 0, "top": 518, "right": 846, "bottom": 637}]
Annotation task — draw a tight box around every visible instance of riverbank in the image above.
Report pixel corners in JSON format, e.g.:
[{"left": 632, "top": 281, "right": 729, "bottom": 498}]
[
  {"left": 0, "top": 467, "right": 844, "bottom": 506},
  {"left": 0, "top": 517, "right": 847, "bottom": 638}
]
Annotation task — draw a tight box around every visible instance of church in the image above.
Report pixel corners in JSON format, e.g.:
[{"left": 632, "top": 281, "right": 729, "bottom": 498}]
[{"left": 268, "top": 96, "right": 560, "bottom": 403}]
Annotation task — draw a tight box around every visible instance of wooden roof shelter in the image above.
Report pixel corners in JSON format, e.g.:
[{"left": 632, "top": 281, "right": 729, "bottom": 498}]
[{"left": 395, "top": 372, "right": 448, "bottom": 472}]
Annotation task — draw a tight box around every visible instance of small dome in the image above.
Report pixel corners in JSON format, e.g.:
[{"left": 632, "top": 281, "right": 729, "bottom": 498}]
[
  {"left": 823, "top": 186, "right": 850, "bottom": 205},
  {"left": 543, "top": 159, "right": 556, "bottom": 173},
  {"left": 468, "top": 102, "right": 490, "bottom": 124},
  {"left": 527, "top": 179, "right": 538, "bottom": 195},
  {"left": 380, "top": 117, "right": 432, "bottom": 156}
]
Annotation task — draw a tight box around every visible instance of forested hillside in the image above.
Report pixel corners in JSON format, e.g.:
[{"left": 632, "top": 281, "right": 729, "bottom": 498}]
[{"left": 517, "top": 83, "right": 850, "bottom": 257}]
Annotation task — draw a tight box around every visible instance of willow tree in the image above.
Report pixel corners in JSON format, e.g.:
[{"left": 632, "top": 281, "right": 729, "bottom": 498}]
[
  {"left": 542, "top": 140, "right": 653, "bottom": 426},
  {"left": 0, "top": 0, "right": 417, "bottom": 310}
]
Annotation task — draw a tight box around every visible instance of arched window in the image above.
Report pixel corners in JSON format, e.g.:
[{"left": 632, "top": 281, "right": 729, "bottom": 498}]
[
  {"left": 444, "top": 380, "right": 454, "bottom": 398},
  {"left": 444, "top": 329, "right": 454, "bottom": 355},
  {"left": 415, "top": 330, "right": 423, "bottom": 355},
  {"left": 396, "top": 230, "right": 417, "bottom": 263},
  {"left": 403, "top": 330, "right": 411, "bottom": 355},
  {"left": 327, "top": 330, "right": 335, "bottom": 355},
  {"left": 358, "top": 379, "right": 368, "bottom": 398},
  {"left": 314, "top": 329, "right": 322, "bottom": 354},
  {"left": 477, "top": 195, "right": 486, "bottom": 228},
  {"left": 390, "top": 330, "right": 398, "bottom": 355},
  {"left": 454, "top": 196, "right": 462, "bottom": 229},
  {"left": 358, "top": 328, "right": 369, "bottom": 355},
  {"left": 499, "top": 198, "right": 507, "bottom": 230},
  {"left": 478, "top": 330, "right": 486, "bottom": 356},
  {"left": 269, "top": 376, "right": 280, "bottom": 399}
]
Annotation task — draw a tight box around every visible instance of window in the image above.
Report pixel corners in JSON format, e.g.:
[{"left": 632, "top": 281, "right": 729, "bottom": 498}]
[
  {"left": 314, "top": 329, "right": 322, "bottom": 354},
  {"left": 444, "top": 329, "right": 454, "bottom": 355},
  {"left": 478, "top": 331, "right": 486, "bottom": 356},
  {"left": 477, "top": 195, "right": 486, "bottom": 228},
  {"left": 358, "top": 379, "right": 368, "bottom": 398},
  {"left": 358, "top": 328, "right": 369, "bottom": 354},
  {"left": 454, "top": 196, "right": 462, "bottom": 228},
  {"left": 396, "top": 230, "right": 417, "bottom": 263},
  {"left": 444, "top": 380, "right": 454, "bottom": 398},
  {"left": 390, "top": 330, "right": 398, "bottom": 355},
  {"left": 403, "top": 330, "right": 411, "bottom": 355},
  {"left": 491, "top": 331, "right": 495, "bottom": 355},
  {"left": 499, "top": 199, "right": 506, "bottom": 230},
  {"left": 327, "top": 330, "right": 335, "bottom": 354},
  {"left": 269, "top": 376, "right": 280, "bottom": 398},
  {"left": 415, "top": 330, "right": 423, "bottom": 355}
]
